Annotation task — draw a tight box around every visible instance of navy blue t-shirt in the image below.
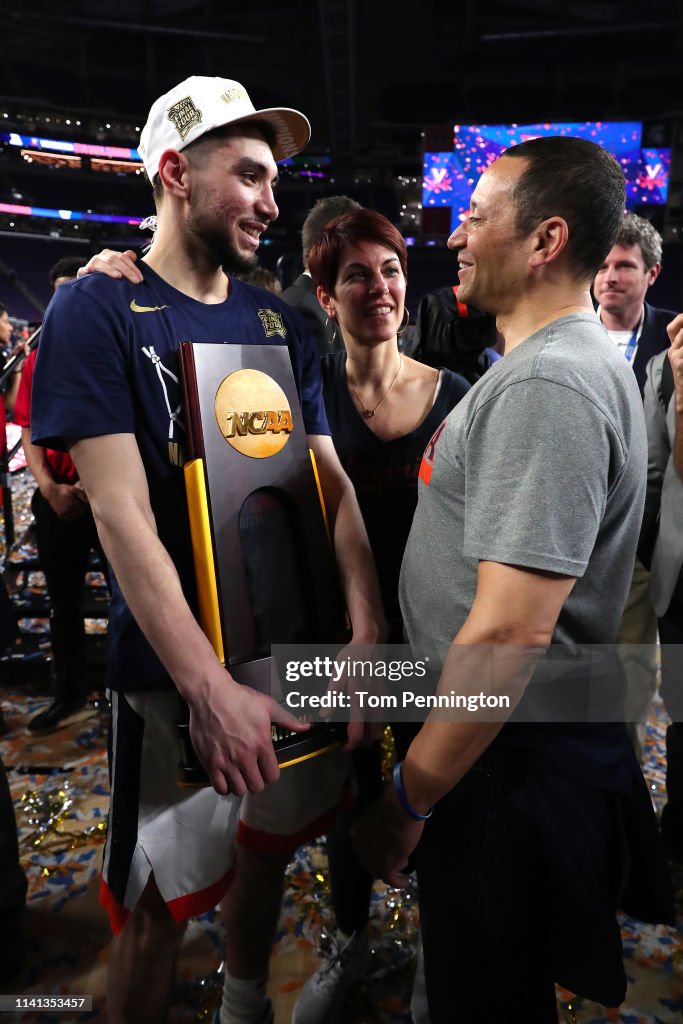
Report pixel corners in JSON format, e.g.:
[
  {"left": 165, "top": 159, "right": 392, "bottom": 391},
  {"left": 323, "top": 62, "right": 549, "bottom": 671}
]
[{"left": 31, "top": 263, "right": 329, "bottom": 692}]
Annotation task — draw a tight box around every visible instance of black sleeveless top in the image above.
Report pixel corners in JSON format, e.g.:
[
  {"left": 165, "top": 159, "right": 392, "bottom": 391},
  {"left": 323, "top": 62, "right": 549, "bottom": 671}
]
[{"left": 321, "top": 352, "right": 469, "bottom": 640}]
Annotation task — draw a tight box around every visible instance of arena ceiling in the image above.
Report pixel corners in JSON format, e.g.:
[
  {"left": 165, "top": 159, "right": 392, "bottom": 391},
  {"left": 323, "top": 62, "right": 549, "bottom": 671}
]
[{"left": 1, "top": 0, "right": 682, "bottom": 170}]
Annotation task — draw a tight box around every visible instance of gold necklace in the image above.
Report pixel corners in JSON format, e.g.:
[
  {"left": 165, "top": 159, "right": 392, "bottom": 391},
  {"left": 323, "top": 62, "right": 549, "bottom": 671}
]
[{"left": 346, "top": 354, "right": 403, "bottom": 419}]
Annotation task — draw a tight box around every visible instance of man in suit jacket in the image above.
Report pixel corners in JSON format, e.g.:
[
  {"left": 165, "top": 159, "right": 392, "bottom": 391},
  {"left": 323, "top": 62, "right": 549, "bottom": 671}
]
[
  {"left": 593, "top": 213, "right": 676, "bottom": 394},
  {"left": 592, "top": 214, "right": 678, "bottom": 760},
  {"left": 282, "top": 195, "right": 360, "bottom": 356},
  {"left": 641, "top": 340, "right": 683, "bottom": 860}
]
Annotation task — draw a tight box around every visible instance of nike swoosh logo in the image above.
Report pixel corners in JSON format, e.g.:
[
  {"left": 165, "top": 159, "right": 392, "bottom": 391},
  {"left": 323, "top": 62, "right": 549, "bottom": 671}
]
[{"left": 130, "top": 300, "right": 170, "bottom": 313}]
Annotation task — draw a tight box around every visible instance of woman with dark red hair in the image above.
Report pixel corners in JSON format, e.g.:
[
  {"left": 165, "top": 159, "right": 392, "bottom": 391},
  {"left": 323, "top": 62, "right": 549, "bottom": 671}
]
[
  {"left": 294, "top": 209, "right": 469, "bottom": 1024},
  {"left": 309, "top": 208, "right": 469, "bottom": 643}
]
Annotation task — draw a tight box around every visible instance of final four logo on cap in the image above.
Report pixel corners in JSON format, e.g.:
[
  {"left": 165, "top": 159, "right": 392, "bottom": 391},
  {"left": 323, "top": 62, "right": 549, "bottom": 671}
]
[
  {"left": 167, "top": 96, "right": 203, "bottom": 141},
  {"left": 139, "top": 75, "right": 311, "bottom": 179}
]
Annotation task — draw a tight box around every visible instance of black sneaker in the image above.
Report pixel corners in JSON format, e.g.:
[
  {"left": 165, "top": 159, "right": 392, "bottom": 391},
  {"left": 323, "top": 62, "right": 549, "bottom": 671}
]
[{"left": 27, "top": 698, "right": 88, "bottom": 735}]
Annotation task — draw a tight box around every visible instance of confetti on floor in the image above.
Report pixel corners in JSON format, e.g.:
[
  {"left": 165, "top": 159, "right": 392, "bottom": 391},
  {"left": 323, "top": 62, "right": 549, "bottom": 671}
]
[{"left": 0, "top": 469, "right": 681, "bottom": 1022}]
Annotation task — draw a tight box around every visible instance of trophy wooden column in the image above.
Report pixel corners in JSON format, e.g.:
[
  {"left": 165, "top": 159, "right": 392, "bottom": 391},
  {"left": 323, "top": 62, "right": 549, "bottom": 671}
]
[{"left": 177, "top": 342, "right": 347, "bottom": 784}]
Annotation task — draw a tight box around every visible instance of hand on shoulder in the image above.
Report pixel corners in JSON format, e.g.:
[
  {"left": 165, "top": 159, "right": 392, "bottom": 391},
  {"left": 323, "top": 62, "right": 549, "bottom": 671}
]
[{"left": 78, "top": 249, "right": 143, "bottom": 284}]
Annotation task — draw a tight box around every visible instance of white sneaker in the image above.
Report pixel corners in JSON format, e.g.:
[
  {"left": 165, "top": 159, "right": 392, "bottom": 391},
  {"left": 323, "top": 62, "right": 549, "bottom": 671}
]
[
  {"left": 213, "top": 998, "right": 274, "bottom": 1024},
  {"left": 293, "top": 933, "right": 372, "bottom": 1024}
]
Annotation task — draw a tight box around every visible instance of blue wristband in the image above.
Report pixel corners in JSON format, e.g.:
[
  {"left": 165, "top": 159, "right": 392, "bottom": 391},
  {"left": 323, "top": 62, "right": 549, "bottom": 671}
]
[{"left": 392, "top": 761, "right": 433, "bottom": 821}]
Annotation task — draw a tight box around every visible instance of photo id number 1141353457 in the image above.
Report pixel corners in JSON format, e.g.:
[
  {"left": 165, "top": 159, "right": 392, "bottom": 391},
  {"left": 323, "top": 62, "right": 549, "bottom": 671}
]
[{"left": 0, "top": 995, "right": 92, "bottom": 1011}]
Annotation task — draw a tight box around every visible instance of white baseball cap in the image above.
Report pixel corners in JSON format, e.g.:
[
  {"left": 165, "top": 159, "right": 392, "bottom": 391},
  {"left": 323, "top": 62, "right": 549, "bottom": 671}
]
[{"left": 138, "top": 75, "right": 311, "bottom": 179}]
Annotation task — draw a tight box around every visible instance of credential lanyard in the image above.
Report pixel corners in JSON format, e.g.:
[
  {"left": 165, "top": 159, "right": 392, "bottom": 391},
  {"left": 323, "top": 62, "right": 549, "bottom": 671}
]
[
  {"left": 623, "top": 328, "right": 639, "bottom": 364},
  {"left": 623, "top": 309, "right": 645, "bottom": 364}
]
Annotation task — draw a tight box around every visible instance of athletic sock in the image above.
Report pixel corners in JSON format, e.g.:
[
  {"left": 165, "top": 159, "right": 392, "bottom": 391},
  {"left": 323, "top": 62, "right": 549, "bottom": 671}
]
[{"left": 219, "top": 970, "right": 268, "bottom": 1024}]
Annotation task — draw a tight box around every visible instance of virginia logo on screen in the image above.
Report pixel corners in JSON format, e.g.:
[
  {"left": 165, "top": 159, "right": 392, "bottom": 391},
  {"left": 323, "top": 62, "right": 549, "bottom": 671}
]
[{"left": 215, "top": 369, "right": 293, "bottom": 459}]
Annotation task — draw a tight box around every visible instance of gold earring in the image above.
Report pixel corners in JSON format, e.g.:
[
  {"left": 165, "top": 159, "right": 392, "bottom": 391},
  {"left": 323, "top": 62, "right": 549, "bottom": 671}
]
[
  {"left": 397, "top": 308, "right": 410, "bottom": 335},
  {"left": 325, "top": 316, "right": 338, "bottom": 345}
]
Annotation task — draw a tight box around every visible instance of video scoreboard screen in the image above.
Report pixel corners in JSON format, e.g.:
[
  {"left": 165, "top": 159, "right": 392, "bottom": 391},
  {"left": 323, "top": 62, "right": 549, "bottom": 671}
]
[{"left": 423, "top": 121, "right": 671, "bottom": 234}]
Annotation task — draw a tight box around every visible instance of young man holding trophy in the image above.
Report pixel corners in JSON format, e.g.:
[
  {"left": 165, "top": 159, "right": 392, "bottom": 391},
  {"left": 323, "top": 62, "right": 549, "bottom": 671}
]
[{"left": 31, "top": 76, "right": 384, "bottom": 1024}]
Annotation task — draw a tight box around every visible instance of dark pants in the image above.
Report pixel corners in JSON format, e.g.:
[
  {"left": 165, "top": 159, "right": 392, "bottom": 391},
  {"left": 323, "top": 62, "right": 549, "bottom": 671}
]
[
  {"left": 31, "top": 489, "right": 105, "bottom": 700},
  {"left": 413, "top": 725, "right": 671, "bottom": 1023},
  {"left": 657, "top": 592, "right": 683, "bottom": 856},
  {"left": 327, "top": 743, "right": 383, "bottom": 935}
]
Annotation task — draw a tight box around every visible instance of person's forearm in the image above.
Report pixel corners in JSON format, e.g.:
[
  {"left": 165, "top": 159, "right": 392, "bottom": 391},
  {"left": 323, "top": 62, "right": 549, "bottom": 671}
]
[
  {"left": 398, "top": 559, "right": 574, "bottom": 813},
  {"left": 640, "top": 374, "right": 667, "bottom": 565},
  {"left": 70, "top": 436, "right": 227, "bottom": 703},
  {"left": 667, "top": 319, "right": 683, "bottom": 480},
  {"left": 4, "top": 372, "right": 21, "bottom": 413},
  {"left": 21, "top": 427, "right": 57, "bottom": 496},
  {"left": 22, "top": 428, "right": 88, "bottom": 519},
  {"left": 673, "top": 393, "right": 683, "bottom": 481},
  {"left": 70, "top": 433, "right": 305, "bottom": 795},
  {"left": 309, "top": 435, "right": 385, "bottom": 640},
  {"left": 318, "top": 461, "right": 385, "bottom": 642},
  {"left": 401, "top": 636, "right": 542, "bottom": 813},
  {"left": 94, "top": 496, "right": 227, "bottom": 701}
]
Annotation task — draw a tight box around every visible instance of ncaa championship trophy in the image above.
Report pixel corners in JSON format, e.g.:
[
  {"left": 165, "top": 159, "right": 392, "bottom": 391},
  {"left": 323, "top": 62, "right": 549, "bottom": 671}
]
[{"left": 177, "top": 339, "right": 347, "bottom": 785}]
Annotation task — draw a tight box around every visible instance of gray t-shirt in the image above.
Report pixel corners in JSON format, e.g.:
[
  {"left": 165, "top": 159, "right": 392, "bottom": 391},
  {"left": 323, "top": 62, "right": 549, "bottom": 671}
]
[{"left": 399, "top": 313, "right": 647, "bottom": 668}]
